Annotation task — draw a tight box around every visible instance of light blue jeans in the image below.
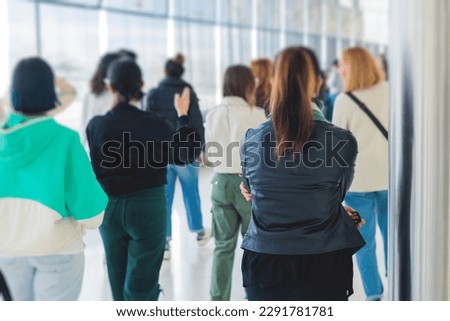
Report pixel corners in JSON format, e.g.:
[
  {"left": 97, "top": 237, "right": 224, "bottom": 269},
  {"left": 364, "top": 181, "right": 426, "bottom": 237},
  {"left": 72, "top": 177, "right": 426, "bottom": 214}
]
[
  {"left": 345, "top": 190, "right": 388, "bottom": 300},
  {"left": 0, "top": 253, "right": 84, "bottom": 300},
  {"left": 165, "top": 160, "right": 204, "bottom": 239}
]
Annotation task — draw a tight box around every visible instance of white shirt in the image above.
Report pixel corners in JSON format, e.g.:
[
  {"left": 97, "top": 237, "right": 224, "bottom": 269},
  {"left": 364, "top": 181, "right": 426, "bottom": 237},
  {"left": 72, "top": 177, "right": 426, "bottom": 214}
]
[
  {"left": 80, "top": 90, "right": 112, "bottom": 144},
  {"left": 332, "top": 81, "right": 389, "bottom": 192},
  {"left": 205, "top": 96, "right": 266, "bottom": 174}
]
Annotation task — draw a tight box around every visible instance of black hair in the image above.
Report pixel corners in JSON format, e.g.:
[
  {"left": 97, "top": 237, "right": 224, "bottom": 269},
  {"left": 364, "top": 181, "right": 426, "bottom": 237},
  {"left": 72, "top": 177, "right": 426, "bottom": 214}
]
[
  {"left": 107, "top": 57, "right": 144, "bottom": 102},
  {"left": 332, "top": 59, "right": 339, "bottom": 67},
  {"left": 117, "top": 49, "right": 137, "bottom": 61},
  {"left": 10, "top": 57, "right": 58, "bottom": 114},
  {"left": 165, "top": 53, "right": 185, "bottom": 78},
  {"left": 301, "top": 47, "right": 322, "bottom": 80},
  {"left": 90, "top": 52, "right": 120, "bottom": 96}
]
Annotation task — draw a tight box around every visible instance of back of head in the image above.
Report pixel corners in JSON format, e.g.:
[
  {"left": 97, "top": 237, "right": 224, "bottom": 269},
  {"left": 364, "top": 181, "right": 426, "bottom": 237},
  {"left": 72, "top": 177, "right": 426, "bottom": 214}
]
[
  {"left": 250, "top": 58, "right": 273, "bottom": 83},
  {"left": 271, "top": 47, "right": 315, "bottom": 158},
  {"left": 107, "top": 57, "right": 144, "bottom": 103},
  {"left": 165, "top": 53, "right": 185, "bottom": 78},
  {"left": 10, "top": 57, "right": 58, "bottom": 114},
  {"left": 222, "top": 65, "right": 255, "bottom": 104},
  {"left": 117, "top": 49, "right": 138, "bottom": 61},
  {"left": 90, "top": 52, "right": 120, "bottom": 96},
  {"left": 342, "top": 47, "right": 385, "bottom": 92}
]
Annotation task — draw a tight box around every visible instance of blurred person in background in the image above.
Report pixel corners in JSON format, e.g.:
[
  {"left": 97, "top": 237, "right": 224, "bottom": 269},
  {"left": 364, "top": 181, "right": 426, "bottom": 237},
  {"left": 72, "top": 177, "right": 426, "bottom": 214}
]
[
  {"left": 250, "top": 58, "right": 273, "bottom": 116},
  {"left": 0, "top": 57, "right": 106, "bottom": 301},
  {"left": 240, "top": 47, "right": 365, "bottom": 301},
  {"left": 146, "top": 53, "right": 207, "bottom": 260},
  {"left": 333, "top": 46, "right": 388, "bottom": 301},
  {"left": 205, "top": 65, "right": 266, "bottom": 301},
  {"left": 87, "top": 57, "right": 201, "bottom": 300},
  {"left": 81, "top": 52, "right": 120, "bottom": 144}
]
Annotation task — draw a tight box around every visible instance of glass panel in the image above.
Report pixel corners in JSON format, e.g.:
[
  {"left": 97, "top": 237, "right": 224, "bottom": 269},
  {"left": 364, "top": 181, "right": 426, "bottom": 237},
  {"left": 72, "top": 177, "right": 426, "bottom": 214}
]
[
  {"left": 307, "top": 35, "right": 321, "bottom": 58},
  {"left": 326, "top": 38, "right": 337, "bottom": 69},
  {"left": 40, "top": 3, "right": 99, "bottom": 130},
  {"left": 285, "top": 0, "right": 304, "bottom": 32},
  {"left": 309, "top": 0, "right": 321, "bottom": 34},
  {"left": 104, "top": 0, "right": 167, "bottom": 15},
  {"left": 285, "top": 32, "right": 303, "bottom": 47},
  {"left": 106, "top": 12, "right": 168, "bottom": 90},
  {"left": 49, "top": 0, "right": 100, "bottom": 6},
  {"left": 256, "top": 0, "right": 280, "bottom": 29},
  {"left": 174, "top": 21, "right": 216, "bottom": 110},
  {"left": 257, "top": 31, "right": 279, "bottom": 58},
  {"left": 218, "top": 0, "right": 252, "bottom": 27},
  {"left": 173, "top": 0, "right": 216, "bottom": 21},
  {"left": 8, "top": 1, "right": 37, "bottom": 71}
]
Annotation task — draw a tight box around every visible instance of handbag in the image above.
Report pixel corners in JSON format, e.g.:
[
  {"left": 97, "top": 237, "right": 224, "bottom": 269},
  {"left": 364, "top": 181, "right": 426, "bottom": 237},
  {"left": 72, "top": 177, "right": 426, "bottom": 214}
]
[{"left": 347, "top": 92, "right": 388, "bottom": 140}]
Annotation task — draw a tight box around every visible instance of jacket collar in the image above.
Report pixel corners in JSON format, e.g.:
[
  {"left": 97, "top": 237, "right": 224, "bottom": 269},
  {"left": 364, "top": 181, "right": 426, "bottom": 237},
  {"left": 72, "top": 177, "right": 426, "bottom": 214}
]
[{"left": 159, "top": 77, "right": 186, "bottom": 87}]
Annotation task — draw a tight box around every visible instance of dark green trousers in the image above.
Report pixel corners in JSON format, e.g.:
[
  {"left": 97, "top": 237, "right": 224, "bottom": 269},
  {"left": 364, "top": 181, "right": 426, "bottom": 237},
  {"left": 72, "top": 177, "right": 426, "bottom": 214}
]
[
  {"left": 210, "top": 173, "right": 251, "bottom": 301},
  {"left": 100, "top": 187, "right": 166, "bottom": 301}
]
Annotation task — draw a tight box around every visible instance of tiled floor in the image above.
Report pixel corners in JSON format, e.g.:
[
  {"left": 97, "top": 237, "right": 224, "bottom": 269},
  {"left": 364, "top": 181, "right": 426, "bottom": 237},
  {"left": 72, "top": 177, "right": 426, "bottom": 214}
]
[{"left": 79, "top": 166, "right": 387, "bottom": 301}]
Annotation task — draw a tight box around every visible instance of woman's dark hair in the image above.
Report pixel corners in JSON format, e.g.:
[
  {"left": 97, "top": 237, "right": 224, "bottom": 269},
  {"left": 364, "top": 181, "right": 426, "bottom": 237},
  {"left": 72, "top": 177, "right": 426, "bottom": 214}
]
[
  {"left": 90, "top": 53, "right": 120, "bottom": 96},
  {"left": 270, "top": 47, "right": 315, "bottom": 158},
  {"left": 165, "top": 53, "right": 185, "bottom": 78},
  {"left": 107, "top": 57, "right": 144, "bottom": 102},
  {"left": 10, "top": 57, "right": 58, "bottom": 114},
  {"left": 222, "top": 65, "right": 255, "bottom": 104},
  {"left": 117, "top": 49, "right": 137, "bottom": 61}
]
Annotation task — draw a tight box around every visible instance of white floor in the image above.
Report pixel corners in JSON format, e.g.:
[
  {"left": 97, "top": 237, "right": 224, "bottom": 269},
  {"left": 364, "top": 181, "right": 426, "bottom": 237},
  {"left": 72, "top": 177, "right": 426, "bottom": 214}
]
[{"left": 79, "top": 166, "right": 387, "bottom": 301}]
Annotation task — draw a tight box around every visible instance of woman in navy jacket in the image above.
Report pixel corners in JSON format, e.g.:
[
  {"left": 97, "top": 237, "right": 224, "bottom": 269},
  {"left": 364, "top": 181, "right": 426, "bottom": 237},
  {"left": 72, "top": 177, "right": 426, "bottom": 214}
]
[
  {"left": 146, "top": 54, "right": 208, "bottom": 259},
  {"left": 240, "top": 47, "right": 365, "bottom": 301}
]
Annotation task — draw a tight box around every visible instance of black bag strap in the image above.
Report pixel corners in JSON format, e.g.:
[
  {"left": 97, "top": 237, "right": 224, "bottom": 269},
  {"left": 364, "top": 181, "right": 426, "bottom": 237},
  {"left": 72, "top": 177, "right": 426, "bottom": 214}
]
[
  {"left": 0, "top": 271, "right": 12, "bottom": 301},
  {"left": 347, "top": 92, "right": 388, "bottom": 140}
]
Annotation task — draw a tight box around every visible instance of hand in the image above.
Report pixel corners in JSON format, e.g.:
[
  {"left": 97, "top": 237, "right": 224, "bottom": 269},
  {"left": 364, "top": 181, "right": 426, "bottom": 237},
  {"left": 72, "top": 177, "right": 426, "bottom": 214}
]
[
  {"left": 240, "top": 182, "right": 252, "bottom": 202},
  {"left": 344, "top": 206, "right": 365, "bottom": 228},
  {"left": 174, "top": 87, "right": 190, "bottom": 117}
]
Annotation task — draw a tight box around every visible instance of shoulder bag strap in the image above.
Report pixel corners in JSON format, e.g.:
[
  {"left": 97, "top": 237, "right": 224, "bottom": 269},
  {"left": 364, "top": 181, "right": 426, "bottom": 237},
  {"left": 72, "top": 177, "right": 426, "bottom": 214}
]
[{"left": 347, "top": 92, "right": 388, "bottom": 140}]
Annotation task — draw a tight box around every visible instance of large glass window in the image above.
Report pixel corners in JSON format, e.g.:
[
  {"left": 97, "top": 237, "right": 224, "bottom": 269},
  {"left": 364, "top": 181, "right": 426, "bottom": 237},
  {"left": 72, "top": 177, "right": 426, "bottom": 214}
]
[
  {"left": 103, "top": 0, "right": 167, "bottom": 15},
  {"left": 40, "top": 3, "right": 100, "bottom": 130},
  {"left": 106, "top": 13, "right": 168, "bottom": 91},
  {"left": 173, "top": 0, "right": 215, "bottom": 22},
  {"left": 218, "top": 0, "right": 252, "bottom": 27},
  {"left": 256, "top": 0, "right": 280, "bottom": 29},
  {"left": 174, "top": 21, "right": 216, "bottom": 110},
  {"left": 285, "top": 0, "right": 304, "bottom": 32}
]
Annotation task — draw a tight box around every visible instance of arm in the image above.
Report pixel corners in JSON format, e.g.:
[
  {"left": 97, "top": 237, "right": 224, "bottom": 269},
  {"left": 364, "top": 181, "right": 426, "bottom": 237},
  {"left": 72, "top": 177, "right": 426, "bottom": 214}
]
[
  {"left": 145, "top": 88, "right": 158, "bottom": 112},
  {"left": 339, "top": 131, "right": 358, "bottom": 201},
  {"left": 331, "top": 94, "right": 349, "bottom": 129},
  {"left": 187, "top": 89, "right": 205, "bottom": 152},
  {"left": 65, "top": 132, "right": 108, "bottom": 229}
]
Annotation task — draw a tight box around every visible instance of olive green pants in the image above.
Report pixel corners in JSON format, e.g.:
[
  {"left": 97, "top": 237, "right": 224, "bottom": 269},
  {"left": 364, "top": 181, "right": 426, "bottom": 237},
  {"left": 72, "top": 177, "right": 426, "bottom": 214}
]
[
  {"left": 210, "top": 173, "right": 251, "bottom": 301},
  {"left": 100, "top": 187, "right": 166, "bottom": 301}
]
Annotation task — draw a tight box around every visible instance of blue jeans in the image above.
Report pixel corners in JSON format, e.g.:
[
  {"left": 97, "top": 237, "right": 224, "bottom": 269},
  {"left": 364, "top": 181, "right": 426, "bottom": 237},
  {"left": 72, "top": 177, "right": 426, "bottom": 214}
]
[
  {"left": 0, "top": 253, "right": 84, "bottom": 300},
  {"left": 345, "top": 190, "right": 388, "bottom": 300},
  {"left": 166, "top": 160, "right": 204, "bottom": 239}
]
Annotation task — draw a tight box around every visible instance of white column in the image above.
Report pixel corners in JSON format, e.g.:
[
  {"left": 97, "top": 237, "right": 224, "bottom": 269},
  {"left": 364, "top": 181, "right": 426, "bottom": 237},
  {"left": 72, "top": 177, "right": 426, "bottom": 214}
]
[
  {"left": 336, "top": 0, "right": 343, "bottom": 57},
  {"left": 251, "top": 0, "right": 258, "bottom": 58},
  {"left": 279, "top": 0, "right": 287, "bottom": 49},
  {"left": 98, "top": 0, "right": 108, "bottom": 55},
  {"left": 215, "top": 0, "right": 222, "bottom": 104},
  {"left": 320, "top": 0, "right": 328, "bottom": 68},
  {"left": 166, "top": 0, "right": 175, "bottom": 57},
  {"left": 389, "top": 0, "right": 450, "bottom": 300}
]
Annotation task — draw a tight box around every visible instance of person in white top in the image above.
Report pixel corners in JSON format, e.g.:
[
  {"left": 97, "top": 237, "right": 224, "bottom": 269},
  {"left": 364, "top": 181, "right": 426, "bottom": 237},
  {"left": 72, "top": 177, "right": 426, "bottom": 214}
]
[
  {"left": 332, "top": 46, "right": 388, "bottom": 301},
  {"left": 205, "top": 65, "right": 266, "bottom": 300},
  {"left": 80, "top": 52, "right": 120, "bottom": 144}
]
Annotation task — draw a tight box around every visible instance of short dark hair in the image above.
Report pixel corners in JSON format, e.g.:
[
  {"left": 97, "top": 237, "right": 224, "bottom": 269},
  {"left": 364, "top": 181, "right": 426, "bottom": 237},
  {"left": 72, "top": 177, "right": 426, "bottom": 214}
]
[
  {"left": 165, "top": 53, "right": 185, "bottom": 78},
  {"left": 117, "top": 49, "right": 137, "bottom": 61},
  {"left": 107, "top": 57, "right": 144, "bottom": 102},
  {"left": 222, "top": 65, "right": 255, "bottom": 102},
  {"left": 10, "top": 57, "right": 58, "bottom": 114}
]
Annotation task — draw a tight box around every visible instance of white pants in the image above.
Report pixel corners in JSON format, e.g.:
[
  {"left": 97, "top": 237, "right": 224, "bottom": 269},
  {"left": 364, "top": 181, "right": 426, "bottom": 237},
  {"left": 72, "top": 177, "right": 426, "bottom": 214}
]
[{"left": 0, "top": 253, "right": 84, "bottom": 301}]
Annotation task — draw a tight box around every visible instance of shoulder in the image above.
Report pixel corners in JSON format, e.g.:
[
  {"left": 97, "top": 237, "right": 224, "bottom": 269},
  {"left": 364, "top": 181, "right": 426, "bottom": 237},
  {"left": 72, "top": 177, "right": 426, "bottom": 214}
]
[
  {"left": 315, "top": 121, "right": 357, "bottom": 147},
  {"left": 244, "top": 118, "right": 272, "bottom": 141}
]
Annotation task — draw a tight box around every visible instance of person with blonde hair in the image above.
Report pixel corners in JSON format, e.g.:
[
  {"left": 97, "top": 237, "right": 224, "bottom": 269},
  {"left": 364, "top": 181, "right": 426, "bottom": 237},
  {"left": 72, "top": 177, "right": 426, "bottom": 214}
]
[
  {"left": 240, "top": 47, "right": 365, "bottom": 301},
  {"left": 332, "top": 46, "right": 388, "bottom": 300},
  {"left": 250, "top": 58, "right": 273, "bottom": 115}
]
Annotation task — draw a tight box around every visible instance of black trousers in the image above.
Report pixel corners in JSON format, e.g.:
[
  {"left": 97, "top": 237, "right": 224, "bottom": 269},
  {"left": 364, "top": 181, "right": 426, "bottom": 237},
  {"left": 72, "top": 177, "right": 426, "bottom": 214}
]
[
  {"left": 242, "top": 249, "right": 353, "bottom": 301},
  {"left": 0, "top": 270, "right": 12, "bottom": 301}
]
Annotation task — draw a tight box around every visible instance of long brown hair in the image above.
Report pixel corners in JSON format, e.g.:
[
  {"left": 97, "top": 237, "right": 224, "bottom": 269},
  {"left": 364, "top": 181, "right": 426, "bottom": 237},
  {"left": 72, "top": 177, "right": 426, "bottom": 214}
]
[
  {"left": 271, "top": 47, "right": 315, "bottom": 158},
  {"left": 342, "top": 47, "right": 385, "bottom": 92},
  {"left": 223, "top": 65, "right": 255, "bottom": 105}
]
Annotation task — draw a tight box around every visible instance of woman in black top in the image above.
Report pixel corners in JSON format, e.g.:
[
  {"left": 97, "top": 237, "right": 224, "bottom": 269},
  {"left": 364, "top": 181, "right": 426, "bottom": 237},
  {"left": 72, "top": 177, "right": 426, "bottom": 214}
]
[{"left": 87, "top": 58, "right": 200, "bottom": 301}]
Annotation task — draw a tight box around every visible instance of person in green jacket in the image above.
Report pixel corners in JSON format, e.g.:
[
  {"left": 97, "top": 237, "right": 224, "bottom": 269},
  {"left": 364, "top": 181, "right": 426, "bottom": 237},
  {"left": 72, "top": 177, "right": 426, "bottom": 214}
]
[{"left": 0, "top": 57, "right": 107, "bottom": 301}]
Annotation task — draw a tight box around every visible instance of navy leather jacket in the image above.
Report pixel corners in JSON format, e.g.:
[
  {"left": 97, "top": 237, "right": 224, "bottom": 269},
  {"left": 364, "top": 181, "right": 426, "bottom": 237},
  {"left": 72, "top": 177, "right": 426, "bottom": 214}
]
[
  {"left": 146, "top": 77, "right": 205, "bottom": 153},
  {"left": 241, "top": 115, "right": 365, "bottom": 255}
]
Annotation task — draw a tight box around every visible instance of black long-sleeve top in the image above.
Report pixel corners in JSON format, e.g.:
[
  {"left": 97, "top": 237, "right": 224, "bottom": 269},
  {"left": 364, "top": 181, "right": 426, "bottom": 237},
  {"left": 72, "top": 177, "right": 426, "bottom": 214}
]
[{"left": 86, "top": 102, "right": 201, "bottom": 196}]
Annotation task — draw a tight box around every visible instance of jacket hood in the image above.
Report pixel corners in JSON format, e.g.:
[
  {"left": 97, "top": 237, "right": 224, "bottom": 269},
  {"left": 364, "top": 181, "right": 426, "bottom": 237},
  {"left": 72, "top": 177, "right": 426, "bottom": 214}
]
[{"left": 0, "top": 113, "right": 60, "bottom": 169}]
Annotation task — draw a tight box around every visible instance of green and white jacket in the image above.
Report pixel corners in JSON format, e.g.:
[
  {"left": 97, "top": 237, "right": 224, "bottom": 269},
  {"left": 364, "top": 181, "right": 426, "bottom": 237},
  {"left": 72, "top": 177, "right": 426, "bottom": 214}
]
[{"left": 0, "top": 113, "right": 107, "bottom": 256}]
